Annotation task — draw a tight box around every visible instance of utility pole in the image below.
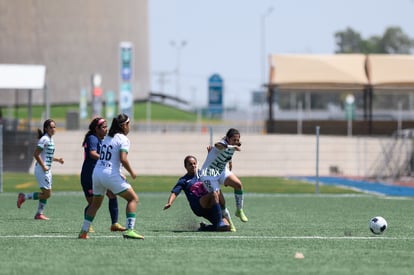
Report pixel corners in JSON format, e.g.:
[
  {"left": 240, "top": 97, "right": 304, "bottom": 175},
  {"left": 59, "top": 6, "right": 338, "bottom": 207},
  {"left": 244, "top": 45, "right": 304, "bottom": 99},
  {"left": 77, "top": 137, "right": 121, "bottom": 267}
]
[
  {"left": 170, "top": 40, "right": 187, "bottom": 101},
  {"left": 261, "top": 7, "right": 274, "bottom": 86}
]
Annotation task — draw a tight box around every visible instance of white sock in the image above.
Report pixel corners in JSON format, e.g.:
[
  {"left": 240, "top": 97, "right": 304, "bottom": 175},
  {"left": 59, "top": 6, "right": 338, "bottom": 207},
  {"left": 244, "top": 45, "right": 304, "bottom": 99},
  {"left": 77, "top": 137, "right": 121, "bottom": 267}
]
[
  {"left": 81, "top": 220, "right": 92, "bottom": 232},
  {"left": 235, "top": 193, "right": 244, "bottom": 211},
  {"left": 37, "top": 201, "right": 46, "bottom": 214},
  {"left": 126, "top": 217, "right": 136, "bottom": 230},
  {"left": 222, "top": 208, "right": 232, "bottom": 221}
]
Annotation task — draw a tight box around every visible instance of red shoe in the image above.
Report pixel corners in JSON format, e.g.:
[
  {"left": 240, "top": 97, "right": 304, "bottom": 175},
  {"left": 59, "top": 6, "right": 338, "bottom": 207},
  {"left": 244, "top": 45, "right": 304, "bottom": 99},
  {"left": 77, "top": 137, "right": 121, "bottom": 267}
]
[
  {"left": 78, "top": 231, "right": 89, "bottom": 239},
  {"left": 34, "top": 213, "right": 49, "bottom": 220},
  {"left": 17, "top": 193, "right": 25, "bottom": 208}
]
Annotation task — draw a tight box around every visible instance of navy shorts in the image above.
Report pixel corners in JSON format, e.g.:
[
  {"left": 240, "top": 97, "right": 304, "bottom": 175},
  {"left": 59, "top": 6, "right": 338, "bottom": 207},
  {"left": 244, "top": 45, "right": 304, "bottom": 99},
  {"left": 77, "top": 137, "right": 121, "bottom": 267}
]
[{"left": 189, "top": 199, "right": 217, "bottom": 225}]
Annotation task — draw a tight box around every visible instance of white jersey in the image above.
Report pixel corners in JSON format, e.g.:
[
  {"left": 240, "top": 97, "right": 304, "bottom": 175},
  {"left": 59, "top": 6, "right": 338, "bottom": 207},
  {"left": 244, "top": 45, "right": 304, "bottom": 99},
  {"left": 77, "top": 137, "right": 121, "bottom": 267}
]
[
  {"left": 200, "top": 139, "right": 235, "bottom": 177},
  {"left": 94, "top": 133, "right": 130, "bottom": 176},
  {"left": 36, "top": 134, "right": 55, "bottom": 169}
]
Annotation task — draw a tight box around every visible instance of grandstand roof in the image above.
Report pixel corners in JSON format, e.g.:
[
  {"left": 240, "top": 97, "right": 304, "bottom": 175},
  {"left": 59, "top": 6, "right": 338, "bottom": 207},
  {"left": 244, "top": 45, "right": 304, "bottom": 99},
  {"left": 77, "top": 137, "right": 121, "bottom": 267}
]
[
  {"left": 367, "top": 54, "right": 414, "bottom": 89},
  {"left": 269, "top": 54, "right": 414, "bottom": 91}
]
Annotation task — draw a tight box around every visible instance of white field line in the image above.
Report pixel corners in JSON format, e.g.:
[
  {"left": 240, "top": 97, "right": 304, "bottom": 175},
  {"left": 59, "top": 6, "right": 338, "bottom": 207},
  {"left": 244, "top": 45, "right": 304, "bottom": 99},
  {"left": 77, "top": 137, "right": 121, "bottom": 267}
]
[
  {"left": 0, "top": 191, "right": 391, "bottom": 198},
  {"left": 0, "top": 234, "right": 412, "bottom": 241},
  {"left": 3, "top": 192, "right": 412, "bottom": 201}
]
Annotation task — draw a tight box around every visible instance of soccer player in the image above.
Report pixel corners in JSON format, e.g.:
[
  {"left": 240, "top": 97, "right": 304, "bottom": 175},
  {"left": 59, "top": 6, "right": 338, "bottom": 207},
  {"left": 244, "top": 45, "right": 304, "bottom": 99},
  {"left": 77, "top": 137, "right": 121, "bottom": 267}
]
[
  {"left": 16, "top": 119, "right": 64, "bottom": 220},
  {"left": 163, "top": 155, "right": 231, "bottom": 232},
  {"left": 199, "top": 128, "right": 248, "bottom": 222},
  {"left": 80, "top": 117, "right": 126, "bottom": 232},
  {"left": 78, "top": 114, "right": 144, "bottom": 239}
]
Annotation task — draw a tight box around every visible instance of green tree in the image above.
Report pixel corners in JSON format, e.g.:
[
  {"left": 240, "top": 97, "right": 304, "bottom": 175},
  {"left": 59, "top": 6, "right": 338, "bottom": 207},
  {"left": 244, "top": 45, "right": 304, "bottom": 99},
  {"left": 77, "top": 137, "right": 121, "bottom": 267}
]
[
  {"left": 380, "top": 26, "right": 413, "bottom": 54},
  {"left": 335, "top": 26, "right": 414, "bottom": 54},
  {"left": 334, "top": 27, "right": 363, "bottom": 53},
  {"left": 360, "top": 35, "right": 383, "bottom": 53}
]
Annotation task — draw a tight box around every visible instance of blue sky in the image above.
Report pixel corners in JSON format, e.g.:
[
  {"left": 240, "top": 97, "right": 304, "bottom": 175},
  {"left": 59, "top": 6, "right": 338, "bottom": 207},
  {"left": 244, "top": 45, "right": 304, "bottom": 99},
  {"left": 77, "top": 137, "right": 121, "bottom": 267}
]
[{"left": 149, "top": 0, "right": 414, "bottom": 109}]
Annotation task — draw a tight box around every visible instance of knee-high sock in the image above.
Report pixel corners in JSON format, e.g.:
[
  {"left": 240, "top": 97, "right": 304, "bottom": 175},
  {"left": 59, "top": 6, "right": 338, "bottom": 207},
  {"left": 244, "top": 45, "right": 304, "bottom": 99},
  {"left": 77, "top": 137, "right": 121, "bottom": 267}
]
[
  {"left": 126, "top": 213, "right": 136, "bottom": 230},
  {"left": 36, "top": 199, "right": 47, "bottom": 214},
  {"left": 234, "top": 189, "right": 244, "bottom": 210},
  {"left": 81, "top": 215, "right": 94, "bottom": 232},
  {"left": 211, "top": 203, "right": 223, "bottom": 228},
  {"left": 108, "top": 197, "right": 119, "bottom": 224},
  {"left": 222, "top": 207, "right": 232, "bottom": 221}
]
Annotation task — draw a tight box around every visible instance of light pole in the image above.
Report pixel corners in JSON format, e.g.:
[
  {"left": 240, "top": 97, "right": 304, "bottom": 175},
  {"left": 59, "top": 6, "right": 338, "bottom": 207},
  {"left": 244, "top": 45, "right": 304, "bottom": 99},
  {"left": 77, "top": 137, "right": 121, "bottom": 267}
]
[
  {"left": 345, "top": 94, "right": 355, "bottom": 136},
  {"left": 261, "top": 7, "right": 274, "bottom": 86},
  {"left": 170, "top": 40, "right": 187, "bottom": 100}
]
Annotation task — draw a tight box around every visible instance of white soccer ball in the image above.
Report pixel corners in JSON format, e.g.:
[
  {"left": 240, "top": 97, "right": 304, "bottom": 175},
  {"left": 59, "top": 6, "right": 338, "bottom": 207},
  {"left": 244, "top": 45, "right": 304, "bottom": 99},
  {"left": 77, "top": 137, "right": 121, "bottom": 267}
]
[{"left": 369, "top": 216, "right": 387, "bottom": 235}]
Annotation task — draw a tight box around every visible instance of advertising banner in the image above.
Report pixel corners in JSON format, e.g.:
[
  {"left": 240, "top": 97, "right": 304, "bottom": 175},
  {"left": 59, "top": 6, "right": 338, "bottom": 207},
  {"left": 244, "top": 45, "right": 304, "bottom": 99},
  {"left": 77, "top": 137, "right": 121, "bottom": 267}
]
[
  {"left": 119, "top": 42, "right": 134, "bottom": 118},
  {"left": 208, "top": 74, "right": 223, "bottom": 117}
]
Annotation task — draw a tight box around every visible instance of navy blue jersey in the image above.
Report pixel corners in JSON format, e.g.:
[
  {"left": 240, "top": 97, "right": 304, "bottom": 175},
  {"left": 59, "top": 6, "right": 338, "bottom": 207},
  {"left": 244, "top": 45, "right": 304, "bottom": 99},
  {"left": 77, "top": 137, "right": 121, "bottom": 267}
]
[
  {"left": 80, "top": 134, "right": 101, "bottom": 196},
  {"left": 171, "top": 173, "right": 224, "bottom": 225},
  {"left": 171, "top": 173, "right": 209, "bottom": 216},
  {"left": 171, "top": 173, "right": 208, "bottom": 200}
]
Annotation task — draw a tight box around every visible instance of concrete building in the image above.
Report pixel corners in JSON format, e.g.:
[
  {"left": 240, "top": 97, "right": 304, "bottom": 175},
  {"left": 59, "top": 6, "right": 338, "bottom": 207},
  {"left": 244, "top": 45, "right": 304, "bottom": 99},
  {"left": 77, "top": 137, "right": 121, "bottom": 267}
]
[{"left": 0, "top": 0, "right": 150, "bottom": 106}]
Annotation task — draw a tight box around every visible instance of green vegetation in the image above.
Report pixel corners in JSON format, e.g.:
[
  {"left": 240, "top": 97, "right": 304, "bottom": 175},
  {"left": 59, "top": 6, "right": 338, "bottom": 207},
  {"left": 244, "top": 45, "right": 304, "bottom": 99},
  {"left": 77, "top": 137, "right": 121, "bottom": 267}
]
[
  {"left": 3, "top": 173, "right": 359, "bottom": 194},
  {"left": 3, "top": 102, "right": 214, "bottom": 123},
  {"left": 335, "top": 26, "right": 414, "bottom": 54}
]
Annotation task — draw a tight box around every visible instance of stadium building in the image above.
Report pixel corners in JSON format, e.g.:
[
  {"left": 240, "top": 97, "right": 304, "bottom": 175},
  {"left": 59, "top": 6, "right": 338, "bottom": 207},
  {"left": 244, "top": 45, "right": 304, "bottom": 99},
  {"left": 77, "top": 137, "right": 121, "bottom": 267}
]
[{"left": 0, "top": 0, "right": 150, "bottom": 106}]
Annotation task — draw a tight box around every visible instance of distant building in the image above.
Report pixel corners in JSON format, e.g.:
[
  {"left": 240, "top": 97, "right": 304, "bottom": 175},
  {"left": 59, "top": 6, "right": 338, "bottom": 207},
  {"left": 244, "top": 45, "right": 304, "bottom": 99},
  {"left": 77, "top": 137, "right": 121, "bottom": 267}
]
[{"left": 0, "top": 0, "right": 149, "bottom": 106}]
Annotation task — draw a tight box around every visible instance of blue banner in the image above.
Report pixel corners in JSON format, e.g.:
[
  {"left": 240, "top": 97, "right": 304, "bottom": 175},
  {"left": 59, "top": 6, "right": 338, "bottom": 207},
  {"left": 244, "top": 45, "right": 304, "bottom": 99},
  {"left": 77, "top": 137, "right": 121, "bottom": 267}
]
[{"left": 208, "top": 74, "right": 223, "bottom": 117}]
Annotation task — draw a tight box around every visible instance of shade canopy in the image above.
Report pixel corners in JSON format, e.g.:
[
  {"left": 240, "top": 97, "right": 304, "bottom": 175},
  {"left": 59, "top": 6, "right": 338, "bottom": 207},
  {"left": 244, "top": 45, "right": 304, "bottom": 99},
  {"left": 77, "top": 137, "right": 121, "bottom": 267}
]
[
  {"left": 0, "top": 64, "right": 49, "bottom": 128},
  {"left": 269, "top": 54, "right": 414, "bottom": 91},
  {"left": 266, "top": 54, "right": 414, "bottom": 134},
  {"left": 269, "top": 54, "right": 368, "bottom": 90},
  {"left": 367, "top": 54, "right": 414, "bottom": 88},
  {"left": 0, "top": 64, "right": 46, "bottom": 90}
]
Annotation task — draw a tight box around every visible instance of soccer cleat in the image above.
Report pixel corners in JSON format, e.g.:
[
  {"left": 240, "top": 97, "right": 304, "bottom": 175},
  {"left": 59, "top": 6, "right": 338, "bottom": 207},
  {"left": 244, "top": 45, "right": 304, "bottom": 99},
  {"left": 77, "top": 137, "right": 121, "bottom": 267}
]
[
  {"left": 198, "top": 222, "right": 215, "bottom": 232},
  {"left": 17, "top": 193, "right": 26, "bottom": 208},
  {"left": 88, "top": 225, "right": 95, "bottom": 233},
  {"left": 34, "top": 213, "right": 49, "bottom": 220},
  {"left": 110, "top": 223, "right": 126, "bottom": 232},
  {"left": 198, "top": 222, "right": 207, "bottom": 231},
  {"left": 78, "top": 231, "right": 89, "bottom": 239},
  {"left": 228, "top": 219, "right": 237, "bottom": 232},
  {"left": 235, "top": 209, "right": 248, "bottom": 222},
  {"left": 123, "top": 229, "right": 144, "bottom": 240},
  {"left": 217, "top": 221, "right": 230, "bottom": 232}
]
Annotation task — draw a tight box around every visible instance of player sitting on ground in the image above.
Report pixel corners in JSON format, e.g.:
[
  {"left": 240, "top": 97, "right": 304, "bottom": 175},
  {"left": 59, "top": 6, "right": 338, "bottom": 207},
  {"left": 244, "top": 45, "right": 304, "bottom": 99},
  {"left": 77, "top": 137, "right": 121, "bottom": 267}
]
[{"left": 163, "top": 155, "right": 231, "bottom": 232}]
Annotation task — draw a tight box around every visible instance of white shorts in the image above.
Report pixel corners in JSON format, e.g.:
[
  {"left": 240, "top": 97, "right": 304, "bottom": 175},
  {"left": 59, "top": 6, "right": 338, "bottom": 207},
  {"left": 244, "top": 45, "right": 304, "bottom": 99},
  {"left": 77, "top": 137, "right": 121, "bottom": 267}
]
[
  {"left": 201, "top": 168, "right": 232, "bottom": 192},
  {"left": 92, "top": 170, "right": 131, "bottom": 196},
  {"left": 34, "top": 164, "right": 52, "bottom": 190}
]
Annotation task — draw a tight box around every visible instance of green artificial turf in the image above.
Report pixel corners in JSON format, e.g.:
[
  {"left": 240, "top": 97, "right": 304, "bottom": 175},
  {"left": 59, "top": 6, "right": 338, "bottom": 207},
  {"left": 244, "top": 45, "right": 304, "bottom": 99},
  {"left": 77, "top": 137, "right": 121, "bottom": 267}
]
[{"left": 1, "top": 187, "right": 413, "bottom": 274}]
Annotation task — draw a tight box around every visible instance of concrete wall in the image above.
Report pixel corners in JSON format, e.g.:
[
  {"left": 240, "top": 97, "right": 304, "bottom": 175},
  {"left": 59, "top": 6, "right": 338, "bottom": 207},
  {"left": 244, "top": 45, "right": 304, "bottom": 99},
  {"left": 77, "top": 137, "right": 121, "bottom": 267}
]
[
  {"left": 38, "top": 130, "right": 395, "bottom": 177},
  {"left": 266, "top": 119, "right": 414, "bottom": 136}
]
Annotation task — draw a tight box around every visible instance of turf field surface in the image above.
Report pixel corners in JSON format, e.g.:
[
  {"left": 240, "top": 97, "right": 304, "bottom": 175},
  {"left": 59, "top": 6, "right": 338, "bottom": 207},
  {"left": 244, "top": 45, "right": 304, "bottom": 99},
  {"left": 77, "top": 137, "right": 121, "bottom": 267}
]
[{"left": 1, "top": 192, "right": 413, "bottom": 275}]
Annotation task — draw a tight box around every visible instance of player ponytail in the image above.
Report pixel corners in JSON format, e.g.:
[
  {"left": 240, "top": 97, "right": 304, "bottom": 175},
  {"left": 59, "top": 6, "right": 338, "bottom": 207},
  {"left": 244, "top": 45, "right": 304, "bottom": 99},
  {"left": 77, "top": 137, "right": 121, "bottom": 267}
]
[
  {"left": 108, "top": 113, "right": 129, "bottom": 137},
  {"left": 82, "top": 117, "right": 105, "bottom": 146},
  {"left": 37, "top": 119, "right": 55, "bottom": 139}
]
